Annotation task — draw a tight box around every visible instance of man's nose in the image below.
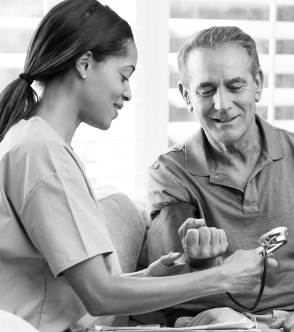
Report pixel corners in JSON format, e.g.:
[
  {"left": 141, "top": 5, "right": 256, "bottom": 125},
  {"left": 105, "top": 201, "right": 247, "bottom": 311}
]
[
  {"left": 213, "top": 88, "right": 232, "bottom": 112},
  {"left": 123, "top": 83, "right": 132, "bottom": 102}
]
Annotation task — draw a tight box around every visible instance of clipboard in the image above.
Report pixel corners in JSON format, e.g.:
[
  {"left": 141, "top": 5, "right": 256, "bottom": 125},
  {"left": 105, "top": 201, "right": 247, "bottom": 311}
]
[
  {"left": 90, "top": 312, "right": 258, "bottom": 332},
  {"left": 92, "top": 320, "right": 259, "bottom": 331}
]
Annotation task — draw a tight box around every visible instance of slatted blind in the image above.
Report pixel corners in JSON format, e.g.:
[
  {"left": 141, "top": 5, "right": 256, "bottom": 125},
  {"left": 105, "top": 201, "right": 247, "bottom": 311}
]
[
  {"left": 168, "top": 0, "right": 294, "bottom": 145},
  {"left": 0, "top": 0, "right": 170, "bottom": 194}
]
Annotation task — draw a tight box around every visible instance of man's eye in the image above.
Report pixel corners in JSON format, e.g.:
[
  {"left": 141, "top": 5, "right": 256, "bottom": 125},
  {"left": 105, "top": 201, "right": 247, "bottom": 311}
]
[
  {"left": 228, "top": 85, "right": 243, "bottom": 92},
  {"left": 195, "top": 90, "right": 214, "bottom": 97}
]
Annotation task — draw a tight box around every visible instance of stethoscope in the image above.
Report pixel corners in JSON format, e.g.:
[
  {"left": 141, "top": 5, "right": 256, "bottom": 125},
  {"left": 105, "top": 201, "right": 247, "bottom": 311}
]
[{"left": 227, "top": 227, "right": 288, "bottom": 312}]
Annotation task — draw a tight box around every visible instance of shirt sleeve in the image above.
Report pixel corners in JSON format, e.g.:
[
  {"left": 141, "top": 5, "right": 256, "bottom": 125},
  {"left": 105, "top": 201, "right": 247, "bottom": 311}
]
[
  {"left": 147, "top": 157, "right": 193, "bottom": 220},
  {"left": 22, "top": 171, "right": 120, "bottom": 277},
  {"left": 146, "top": 158, "right": 198, "bottom": 263}
]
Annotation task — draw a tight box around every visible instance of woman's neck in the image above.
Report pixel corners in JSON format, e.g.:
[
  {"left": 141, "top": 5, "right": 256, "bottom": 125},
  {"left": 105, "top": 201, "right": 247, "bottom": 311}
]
[{"left": 34, "top": 82, "right": 80, "bottom": 146}]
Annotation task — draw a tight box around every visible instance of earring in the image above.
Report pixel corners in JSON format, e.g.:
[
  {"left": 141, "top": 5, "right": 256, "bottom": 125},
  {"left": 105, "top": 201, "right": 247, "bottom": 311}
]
[{"left": 82, "top": 74, "right": 86, "bottom": 79}]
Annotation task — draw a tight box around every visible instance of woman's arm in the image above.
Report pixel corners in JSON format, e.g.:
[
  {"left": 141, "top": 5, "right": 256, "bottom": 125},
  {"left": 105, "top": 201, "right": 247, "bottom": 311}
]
[{"left": 64, "top": 247, "right": 277, "bottom": 317}]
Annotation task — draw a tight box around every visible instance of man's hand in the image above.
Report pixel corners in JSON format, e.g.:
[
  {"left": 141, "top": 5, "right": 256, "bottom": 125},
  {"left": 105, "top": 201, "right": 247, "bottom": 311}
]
[
  {"left": 178, "top": 218, "right": 228, "bottom": 268},
  {"left": 270, "top": 312, "right": 294, "bottom": 332}
]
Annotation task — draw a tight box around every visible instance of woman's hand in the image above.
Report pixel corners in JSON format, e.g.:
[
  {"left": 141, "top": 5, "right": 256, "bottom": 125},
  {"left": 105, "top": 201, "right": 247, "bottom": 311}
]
[
  {"left": 220, "top": 247, "right": 278, "bottom": 294},
  {"left": 145, "top": 252, "right": 192, "bottom": 277}
]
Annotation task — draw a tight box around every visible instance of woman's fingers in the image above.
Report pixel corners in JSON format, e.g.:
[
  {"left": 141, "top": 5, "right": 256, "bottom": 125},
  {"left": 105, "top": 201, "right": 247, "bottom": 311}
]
[{"left": 159, "top": 252, "right": 182, "bottom": 266}]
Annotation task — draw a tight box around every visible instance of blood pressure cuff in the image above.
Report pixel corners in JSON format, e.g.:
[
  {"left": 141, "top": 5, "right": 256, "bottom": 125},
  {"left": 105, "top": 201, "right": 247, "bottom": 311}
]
[{"left": 147, "top": 202, "right": 198, "bottom": 264}]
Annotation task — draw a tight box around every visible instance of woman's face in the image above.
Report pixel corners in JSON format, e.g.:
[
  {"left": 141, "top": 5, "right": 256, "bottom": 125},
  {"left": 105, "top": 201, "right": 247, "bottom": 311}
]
[{"left": 78, "top": 41, "right": 138, "bottom": 130}]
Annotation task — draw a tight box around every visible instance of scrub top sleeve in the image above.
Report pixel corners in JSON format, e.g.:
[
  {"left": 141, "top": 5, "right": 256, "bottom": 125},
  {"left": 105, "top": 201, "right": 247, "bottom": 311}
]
[{"left": 22, "top": 172, "right": 119, "bottom": 277}]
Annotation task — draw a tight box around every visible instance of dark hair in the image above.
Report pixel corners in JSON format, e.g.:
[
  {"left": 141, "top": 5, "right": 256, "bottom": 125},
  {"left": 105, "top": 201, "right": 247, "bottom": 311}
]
[
  {"left": 177, "top": 26, "right": 260, "bottom": 88},
  {"left": 0, "top": 0, "right": 134, "bottom": 141}
]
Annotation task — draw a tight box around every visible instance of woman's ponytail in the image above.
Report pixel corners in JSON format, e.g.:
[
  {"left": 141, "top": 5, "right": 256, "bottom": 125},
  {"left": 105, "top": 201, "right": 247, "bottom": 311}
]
[{"left": 0, "top": 76, "right": 38, "bottom": 141}]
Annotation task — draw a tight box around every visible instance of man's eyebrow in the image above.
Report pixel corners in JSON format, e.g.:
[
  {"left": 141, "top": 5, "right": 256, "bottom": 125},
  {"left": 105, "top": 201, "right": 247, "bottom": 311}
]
[
  {"left": 196, "top": 77, "right": 248, "bottom": 89},
  {"left": 197, "top": 82, "right": 215, "bottom": 89},
  {"left": 226, "top": 77, "right": 247, "bottom": 84}
]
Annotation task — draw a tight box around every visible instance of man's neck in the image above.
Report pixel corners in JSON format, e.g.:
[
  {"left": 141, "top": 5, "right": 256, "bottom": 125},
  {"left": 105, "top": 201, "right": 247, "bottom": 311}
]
[{"left": 206, "top": 121, "right": 263, "bottom": 186}]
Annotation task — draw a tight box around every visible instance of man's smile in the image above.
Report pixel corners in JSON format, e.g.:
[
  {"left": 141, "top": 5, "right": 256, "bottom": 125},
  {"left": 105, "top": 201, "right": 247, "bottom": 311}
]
[{"left": 214, "top": 115, "right": 239, "bottom": 123}]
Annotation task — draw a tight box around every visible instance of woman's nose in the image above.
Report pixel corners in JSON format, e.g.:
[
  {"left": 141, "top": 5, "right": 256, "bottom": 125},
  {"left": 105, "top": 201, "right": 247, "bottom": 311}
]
[{"left": 123, "top": 83, "right": 132, "bottom": 102}]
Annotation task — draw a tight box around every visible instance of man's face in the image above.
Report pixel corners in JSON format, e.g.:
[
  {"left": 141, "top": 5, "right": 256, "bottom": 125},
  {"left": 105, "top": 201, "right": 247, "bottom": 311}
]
[{"left": 179, "top": 44, "right": 263, "bottom": 146}]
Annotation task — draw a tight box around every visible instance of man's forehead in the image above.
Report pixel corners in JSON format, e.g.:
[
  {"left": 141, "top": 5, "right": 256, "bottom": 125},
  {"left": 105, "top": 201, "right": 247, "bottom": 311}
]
[
  {"left": 186, "top": 45, "right": 252, "bottom": 83},
  {"left": 187, "top": 44, "right": 250, "bottom": 69}
]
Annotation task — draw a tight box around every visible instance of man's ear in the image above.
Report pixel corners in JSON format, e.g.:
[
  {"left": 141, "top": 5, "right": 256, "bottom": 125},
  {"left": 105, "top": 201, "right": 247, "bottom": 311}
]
[
  {"left": 178, "top": 80, "right": 193, "bottom": 112},
  {"left": 255, "top": 69, "right": 264, "bottom": 103},
  {"left": 76, "top": 51, "right": 92, "bottom": 79}
]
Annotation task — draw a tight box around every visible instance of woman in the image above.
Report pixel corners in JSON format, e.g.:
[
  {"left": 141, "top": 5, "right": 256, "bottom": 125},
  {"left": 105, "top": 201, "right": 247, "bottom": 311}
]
[{"left": 0, "top": 1, "right": 276, "bottom": 332}]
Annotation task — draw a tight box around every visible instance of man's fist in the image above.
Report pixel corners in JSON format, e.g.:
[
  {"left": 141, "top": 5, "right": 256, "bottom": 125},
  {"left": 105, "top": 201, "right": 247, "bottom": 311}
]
[{"left": 178, "top": 218, "right": 228, "bottom": 266}]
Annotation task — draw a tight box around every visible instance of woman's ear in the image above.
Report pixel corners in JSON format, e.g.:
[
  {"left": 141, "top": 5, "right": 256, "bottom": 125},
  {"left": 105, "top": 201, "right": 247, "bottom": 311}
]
[
  {"left": 178, "top": 80, "right": 193, "bottom": 112},
  {"left": 76, "top": 51, "right": 92, "bottom": 79},
  {"left": 255, "top": 69, "right": 264, "bottom": 103}
]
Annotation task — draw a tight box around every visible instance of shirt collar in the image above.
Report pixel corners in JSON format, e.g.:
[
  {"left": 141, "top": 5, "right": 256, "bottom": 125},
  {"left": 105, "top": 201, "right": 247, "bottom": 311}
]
[
  {"left": 185, "top": 114, "right": 285, "bottom": 176},
  {"left": 185, "top": 128, "right": 211, "bottom": 176},
  {"left": 257, "top": 114, "right": 285, "bottom": 160}
]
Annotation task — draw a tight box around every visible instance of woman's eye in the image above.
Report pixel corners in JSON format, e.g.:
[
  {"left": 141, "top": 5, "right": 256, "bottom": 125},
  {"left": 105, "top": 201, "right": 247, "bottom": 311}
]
[{"left": 121, "top": 75, "right": 129, "bottom": 83}]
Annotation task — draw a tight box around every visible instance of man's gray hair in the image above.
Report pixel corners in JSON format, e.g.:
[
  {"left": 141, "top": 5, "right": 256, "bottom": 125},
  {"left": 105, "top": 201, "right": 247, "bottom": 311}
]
[{"left": 177, "top": 26, "right": 260, "bottom": 88}]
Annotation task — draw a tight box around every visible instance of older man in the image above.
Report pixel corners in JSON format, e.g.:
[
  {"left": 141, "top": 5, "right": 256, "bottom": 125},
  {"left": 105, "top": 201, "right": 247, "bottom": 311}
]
[{"left": 147, "top": 26, "right": 294, "bottom": 330}]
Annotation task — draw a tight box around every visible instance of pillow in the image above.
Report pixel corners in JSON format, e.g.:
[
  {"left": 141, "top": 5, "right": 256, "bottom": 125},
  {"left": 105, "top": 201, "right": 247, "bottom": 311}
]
[
  {"left": 83, "top": 185, "right": 146, "bottom": 330},
  {"left": 93, "top": 185, "right": 145, "bottom": 273}
]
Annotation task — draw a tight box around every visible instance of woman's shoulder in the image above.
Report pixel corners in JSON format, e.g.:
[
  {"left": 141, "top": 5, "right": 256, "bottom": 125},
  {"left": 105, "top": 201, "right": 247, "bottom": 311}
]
[
  {"left": 2, "top": 116, "right": 86, "bottom": 181},
  {"left": 7, "top": 117, "right": 63, "bottom": 154},
  {"left": 0, "top": 117, "right": 86, "bottom": 204},
  {"left": 2, "top": 117, "right": 69, "bottom": 173},
  {"left": 20, "top": 116, "right": 58, "bottom": 144}
]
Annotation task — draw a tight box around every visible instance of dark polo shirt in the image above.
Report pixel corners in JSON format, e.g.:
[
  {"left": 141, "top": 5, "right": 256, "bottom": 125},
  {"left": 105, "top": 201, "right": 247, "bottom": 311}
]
[{"left": 147, "top": 115, "right": 294, "bottom": 319}]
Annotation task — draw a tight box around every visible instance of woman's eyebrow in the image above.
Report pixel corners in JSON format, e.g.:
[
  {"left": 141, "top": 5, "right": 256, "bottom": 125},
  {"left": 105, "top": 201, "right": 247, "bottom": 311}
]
[{"left": 123, "top": 65, "right": 136, "bottom": 74}]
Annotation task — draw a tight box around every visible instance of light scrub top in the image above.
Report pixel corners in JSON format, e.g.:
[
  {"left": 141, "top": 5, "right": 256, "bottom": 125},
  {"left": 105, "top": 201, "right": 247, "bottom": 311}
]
[{"left": 0, "top": 117, "right": 121, "bottom": 332}]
